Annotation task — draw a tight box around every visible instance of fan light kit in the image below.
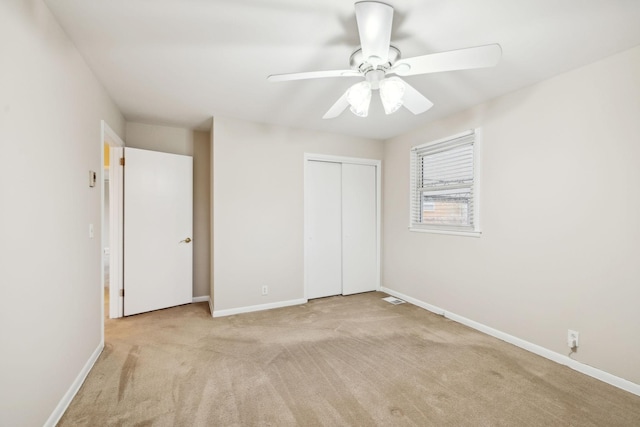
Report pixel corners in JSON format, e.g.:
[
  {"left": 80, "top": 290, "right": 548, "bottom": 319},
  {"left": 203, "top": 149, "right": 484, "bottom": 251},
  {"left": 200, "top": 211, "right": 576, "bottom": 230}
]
[{"left": 268, "top": 1, "right": 502, "bottom": 119}]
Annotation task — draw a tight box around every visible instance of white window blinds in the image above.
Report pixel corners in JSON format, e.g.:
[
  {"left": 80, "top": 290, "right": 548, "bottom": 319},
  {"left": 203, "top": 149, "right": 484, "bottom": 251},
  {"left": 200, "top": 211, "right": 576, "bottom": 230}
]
[{"left": 410, "top": 130, "right": 479, "bottom": 234}]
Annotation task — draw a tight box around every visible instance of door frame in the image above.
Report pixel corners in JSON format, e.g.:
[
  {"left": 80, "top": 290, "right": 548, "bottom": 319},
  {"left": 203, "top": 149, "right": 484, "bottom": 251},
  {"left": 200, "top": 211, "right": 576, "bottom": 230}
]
[
  {"left": 101, "top": 121, "right": 125, "bottom": 323},
  {"left": 303, "top": 153, "right": 382, "bottom": 301}
]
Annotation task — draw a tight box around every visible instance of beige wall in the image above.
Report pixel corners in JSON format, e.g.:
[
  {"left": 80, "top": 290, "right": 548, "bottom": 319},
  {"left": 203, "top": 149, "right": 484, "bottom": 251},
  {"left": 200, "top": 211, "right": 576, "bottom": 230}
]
[
  {"left": 383, "top": 45, "right": 640, "bottom": 385},
  {"left": 0, "top": 0, "right": 125, "bottom": 425},
  {"left": 125, "top": 122, "right": 196, "bottom": 156},
  {"left": 193, "top": 131, "right": 211, "bottom": 298},
  {"left": 212, "top": 117, "right": 383, "bottom": 312},
  {"left": 210, "top": 120, "right": 215, "bottom": 305},
  {"left": 125, "top": 123, "right": 211, "bottom": 298}
]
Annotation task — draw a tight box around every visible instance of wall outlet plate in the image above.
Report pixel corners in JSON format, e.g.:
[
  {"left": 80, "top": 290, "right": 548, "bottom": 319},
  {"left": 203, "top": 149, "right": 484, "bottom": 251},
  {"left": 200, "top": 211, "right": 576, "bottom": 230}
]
[
  {"left": 568, "top": 329, "right": 579, "bottom": 348},
  {"left": 261, "top": 285, "right": 268, "bottom": 296}
]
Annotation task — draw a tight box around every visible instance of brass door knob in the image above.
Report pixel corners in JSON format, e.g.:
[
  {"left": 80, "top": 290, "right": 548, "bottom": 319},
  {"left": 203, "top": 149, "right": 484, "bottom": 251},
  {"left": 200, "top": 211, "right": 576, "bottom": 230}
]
[{"left": 180, "top": 237, "right": 192, "bottom": 243}]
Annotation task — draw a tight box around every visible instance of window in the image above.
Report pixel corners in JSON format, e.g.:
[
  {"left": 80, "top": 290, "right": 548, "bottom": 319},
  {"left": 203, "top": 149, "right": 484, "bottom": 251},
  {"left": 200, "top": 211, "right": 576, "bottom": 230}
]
[{"left": 410, "top": 129, "right": 481, "bottom": 236}]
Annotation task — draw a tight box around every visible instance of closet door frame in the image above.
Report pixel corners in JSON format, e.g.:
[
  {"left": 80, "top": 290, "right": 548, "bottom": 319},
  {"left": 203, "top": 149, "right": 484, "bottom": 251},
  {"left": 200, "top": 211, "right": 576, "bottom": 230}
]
[{"left": 303, "top": 153, "right": 381, "bottom": 300}]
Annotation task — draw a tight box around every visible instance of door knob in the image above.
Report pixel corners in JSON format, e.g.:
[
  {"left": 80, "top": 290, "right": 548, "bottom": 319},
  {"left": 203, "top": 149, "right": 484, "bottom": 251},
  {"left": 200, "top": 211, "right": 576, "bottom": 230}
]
[{"left": 180, "top": 237, "right": 192, "bottom": 243}]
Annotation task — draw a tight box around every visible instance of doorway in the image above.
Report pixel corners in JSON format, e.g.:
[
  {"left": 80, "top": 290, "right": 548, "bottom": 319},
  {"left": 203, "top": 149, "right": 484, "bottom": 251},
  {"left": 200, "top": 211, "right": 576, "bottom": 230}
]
[
  {"left": 101, "top": 121, "right": 125, "bottom": 322},
  {"left": 304, "top": 154, "right": 381, "bottom": 300}
]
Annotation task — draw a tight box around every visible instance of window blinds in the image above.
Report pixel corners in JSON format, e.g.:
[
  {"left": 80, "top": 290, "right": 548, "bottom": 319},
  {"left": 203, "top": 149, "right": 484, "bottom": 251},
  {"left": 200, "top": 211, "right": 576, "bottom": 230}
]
[{"left": 411, "top": 131, "right": 476, "bottom": 231}]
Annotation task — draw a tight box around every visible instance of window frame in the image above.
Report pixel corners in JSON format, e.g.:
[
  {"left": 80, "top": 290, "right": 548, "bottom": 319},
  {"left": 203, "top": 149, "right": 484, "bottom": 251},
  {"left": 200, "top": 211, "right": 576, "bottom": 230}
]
[{"left": 409, "top": 128, "right": 482, "bottom": 237}]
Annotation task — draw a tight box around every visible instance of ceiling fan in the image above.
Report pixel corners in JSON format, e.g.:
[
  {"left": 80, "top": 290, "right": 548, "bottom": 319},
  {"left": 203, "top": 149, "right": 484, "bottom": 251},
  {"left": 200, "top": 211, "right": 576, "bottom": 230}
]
[{"left": 267, "top": 1, "right": 502, "bottom": 119}]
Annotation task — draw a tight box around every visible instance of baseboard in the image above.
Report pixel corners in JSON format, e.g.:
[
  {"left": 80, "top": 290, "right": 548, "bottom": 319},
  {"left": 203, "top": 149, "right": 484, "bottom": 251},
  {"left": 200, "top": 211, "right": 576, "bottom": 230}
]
[
  {"left": 380, "top": 286, "right": 640, "bottom": 397},
  {"left": 192, "top": 295, "right": 210, "bottom": 303},
  {"left": 213, "top": 298, "right": 307, "bottom": 318},
  {"left": 44, "top": 340, "right": 104, "bottom": 427}
]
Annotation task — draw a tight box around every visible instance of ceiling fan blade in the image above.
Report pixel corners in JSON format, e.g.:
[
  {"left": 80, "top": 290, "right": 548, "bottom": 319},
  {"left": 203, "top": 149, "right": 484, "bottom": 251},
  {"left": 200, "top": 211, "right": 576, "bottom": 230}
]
[
  {"left": 355, "top": 1, "right": 394, "bottom": 66},
  {"left": 323, "top": 89, "right": 351, "bottom": 119},
  {"left": 388, "top": 77, "right": 433, "bottom": 115},
  {"left": 391, "top": 44, "right": 502, "bottom": 77},
  {"left": 268, "top": 69, "right": 361, "bottom": 82}
]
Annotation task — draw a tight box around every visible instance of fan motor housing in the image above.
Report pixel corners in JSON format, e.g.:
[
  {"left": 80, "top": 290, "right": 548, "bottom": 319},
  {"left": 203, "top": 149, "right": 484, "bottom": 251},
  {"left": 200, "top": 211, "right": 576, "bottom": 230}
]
[{"left": 350, "top": 45, "right": 401, "bottom": 73}]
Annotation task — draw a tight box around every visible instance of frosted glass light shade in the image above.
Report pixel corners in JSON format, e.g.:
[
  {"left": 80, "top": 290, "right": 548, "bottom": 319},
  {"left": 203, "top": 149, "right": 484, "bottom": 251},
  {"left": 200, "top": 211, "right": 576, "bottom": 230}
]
[
  {"left": 379, "top": 78, "right": 405, "bottom": 114},
  {"left": 346, "top": 81, "right": 372, "bottom": 117}
]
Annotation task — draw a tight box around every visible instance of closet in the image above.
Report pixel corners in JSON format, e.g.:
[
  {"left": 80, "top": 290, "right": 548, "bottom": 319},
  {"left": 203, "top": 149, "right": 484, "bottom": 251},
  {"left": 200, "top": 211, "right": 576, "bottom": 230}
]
[{"left": 305, "top": 157, "right": 379, "bottom": 299}]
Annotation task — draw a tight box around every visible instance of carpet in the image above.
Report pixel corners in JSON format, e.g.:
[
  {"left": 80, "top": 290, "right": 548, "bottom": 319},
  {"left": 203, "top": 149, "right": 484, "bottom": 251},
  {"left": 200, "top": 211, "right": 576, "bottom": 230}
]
[{"left": 58, "top": 291, "right": 640, "bottom": 426}]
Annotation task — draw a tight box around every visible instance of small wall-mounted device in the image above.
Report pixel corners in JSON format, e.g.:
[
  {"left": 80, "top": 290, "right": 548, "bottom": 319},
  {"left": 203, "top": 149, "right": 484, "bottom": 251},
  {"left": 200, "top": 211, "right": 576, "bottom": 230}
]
[
  {"left": 89, "top": 170, "right": 97, "bottom": 187},
  {"left": 568, "top": 329, "right": 579, "bottom": 350}
]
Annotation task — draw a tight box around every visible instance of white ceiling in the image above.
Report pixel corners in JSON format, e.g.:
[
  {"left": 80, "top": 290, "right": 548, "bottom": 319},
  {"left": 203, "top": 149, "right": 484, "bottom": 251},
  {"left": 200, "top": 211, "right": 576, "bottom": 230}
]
[{"left": 45, "top": 0, "right": 640, "bottom": 140}]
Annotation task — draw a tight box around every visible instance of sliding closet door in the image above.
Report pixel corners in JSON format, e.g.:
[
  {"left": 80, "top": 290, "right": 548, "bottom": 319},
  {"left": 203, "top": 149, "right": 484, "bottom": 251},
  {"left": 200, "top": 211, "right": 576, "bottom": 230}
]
[
  {"left": 306, "top": 161, "right": 343, "bottom": 299},
  {"left": 341, "top": 163, "right": 377, "bottom": 295}
]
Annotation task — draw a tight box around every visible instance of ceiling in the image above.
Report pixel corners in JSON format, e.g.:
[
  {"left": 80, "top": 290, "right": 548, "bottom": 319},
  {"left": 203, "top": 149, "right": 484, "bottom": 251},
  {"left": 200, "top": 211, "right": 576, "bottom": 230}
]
[{"left": 45, "top": 0, "right": 640, "bottom": 140}]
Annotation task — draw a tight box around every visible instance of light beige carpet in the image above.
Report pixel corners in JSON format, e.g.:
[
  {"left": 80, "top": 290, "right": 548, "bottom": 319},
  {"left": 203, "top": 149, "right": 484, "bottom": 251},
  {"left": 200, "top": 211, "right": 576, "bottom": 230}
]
[{"left": 59, "top": 292, "right": 640, "bottom": 426}]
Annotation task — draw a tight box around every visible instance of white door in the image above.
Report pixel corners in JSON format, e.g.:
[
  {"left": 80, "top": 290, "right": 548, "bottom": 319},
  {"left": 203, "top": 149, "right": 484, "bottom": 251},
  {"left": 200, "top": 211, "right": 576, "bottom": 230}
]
[
  {"left": 342, "top": 163, "right": 377, "bottom": 295},
  {"left": 306, "top": 161, "right": 342, "bottom": 299},
  {"left": 124, "top": 147, "right": 193, "bottom": 316},
  {"left": 305, "top": 158, "right": 378, "bottom": 299}
]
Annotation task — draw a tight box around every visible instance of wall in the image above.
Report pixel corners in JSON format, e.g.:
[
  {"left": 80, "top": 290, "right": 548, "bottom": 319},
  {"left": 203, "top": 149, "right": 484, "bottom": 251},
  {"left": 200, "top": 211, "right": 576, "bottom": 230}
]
[
  {"left": 192, "top": 130, "right": 212, "bottom": 300},
  {"left": 0, "top": 0, "right": 125, "bottom": 425},
  {"left": 212, "top": 117, "right": 383, "bottom": 312},
  {"left": 383, "top": 45, "right": 640, "bottom": 385},
  {"left": 125, "top": 122, "right": 196, "bottom": 156},
  {"left": 125, "top": 122, "right": 211, "bottom": 298},
  {"left": 210, "top": 120, "right": 215, "bottom": 307}
]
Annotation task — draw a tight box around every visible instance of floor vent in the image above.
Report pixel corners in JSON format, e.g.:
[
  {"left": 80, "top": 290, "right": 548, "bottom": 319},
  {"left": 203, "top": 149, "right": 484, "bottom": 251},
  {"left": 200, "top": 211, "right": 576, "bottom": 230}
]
[{"left": 382, "top": 296, "right": 406, "bottom": 305}]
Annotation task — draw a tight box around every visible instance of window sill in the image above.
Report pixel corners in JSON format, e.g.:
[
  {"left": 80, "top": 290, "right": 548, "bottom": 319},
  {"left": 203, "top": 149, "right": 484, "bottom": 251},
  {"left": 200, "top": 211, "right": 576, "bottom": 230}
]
[{"left": 409, "top": 227, "right": 482, "bottom": 238}]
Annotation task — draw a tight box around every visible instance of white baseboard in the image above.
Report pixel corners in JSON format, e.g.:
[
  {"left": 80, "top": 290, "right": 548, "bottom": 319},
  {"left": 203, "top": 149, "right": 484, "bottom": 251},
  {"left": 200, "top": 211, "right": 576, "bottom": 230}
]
[
  {"left": 44, "top": 341, "right": 104, "bottom": 427},
  {"left": 213, "top": 298, "right": 307, "bottom": 318},
  {"left": 192, "top": 295, "right": 210, "bottom": 303},
  {"left": 380, "top": 286, "right": 640, "bottom": 397}
]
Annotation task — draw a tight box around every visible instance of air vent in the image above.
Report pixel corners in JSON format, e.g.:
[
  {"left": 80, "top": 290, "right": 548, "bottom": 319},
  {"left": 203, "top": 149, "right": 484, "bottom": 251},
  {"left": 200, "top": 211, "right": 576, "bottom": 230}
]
[{"left": 382, "top": 296, "right": 406, "bottom": 305}]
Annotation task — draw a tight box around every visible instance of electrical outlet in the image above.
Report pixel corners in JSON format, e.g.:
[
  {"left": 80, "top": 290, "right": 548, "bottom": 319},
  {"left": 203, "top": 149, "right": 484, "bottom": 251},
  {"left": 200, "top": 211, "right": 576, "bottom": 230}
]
[
  {"left": 567, "top": 330, "right": 579, "bottom": 349},
  {"left": 262, "top": 285, "right": 268, "bottom": 296}
]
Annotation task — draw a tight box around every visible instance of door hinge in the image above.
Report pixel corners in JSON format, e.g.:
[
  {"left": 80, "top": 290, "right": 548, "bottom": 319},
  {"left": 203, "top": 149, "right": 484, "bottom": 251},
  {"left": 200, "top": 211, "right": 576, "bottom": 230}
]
[
  {"left": 120, "top": 289, "right": 124, "bottom": 297},
  {"left": 119, "top": 157, "right": 125, "bottom": 166}
]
